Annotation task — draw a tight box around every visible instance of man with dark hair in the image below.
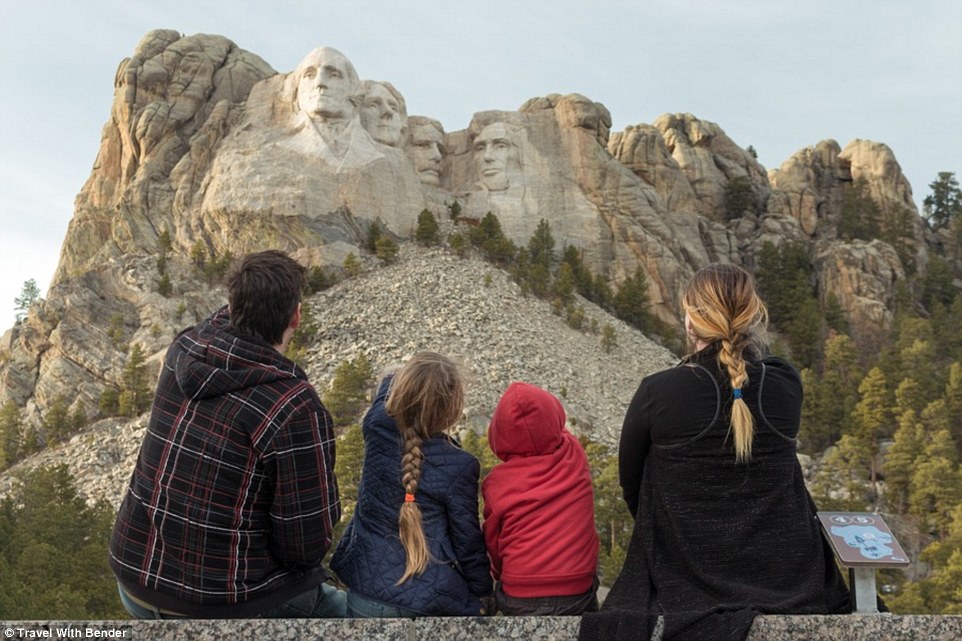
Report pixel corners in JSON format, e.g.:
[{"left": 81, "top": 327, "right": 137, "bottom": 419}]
[{"left": 109, "top": 249, "right": 344, "bottom": 618}]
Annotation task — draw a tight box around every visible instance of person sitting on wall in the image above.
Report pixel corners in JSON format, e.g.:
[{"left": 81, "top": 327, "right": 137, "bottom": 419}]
[
  {"left": 580, "top": 263, "right": 852, "bottom": 641},
  {"left": 483, "top": 382, "right": 600, "bottom": 616},
  {"left": 109, "top": 249, "right": 345, "bottom": 619}
]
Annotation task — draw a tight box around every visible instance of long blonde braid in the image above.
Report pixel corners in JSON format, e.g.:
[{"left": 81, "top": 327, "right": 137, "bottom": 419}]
[
  {"left": 397, "top": 421, "right": 427, "bottom": 583},
  {"left": 385, "top": 352, "right": 465, "bottom": 583},
  {"left": 683, "top": 264, "right": 768, "bottom": 462}
]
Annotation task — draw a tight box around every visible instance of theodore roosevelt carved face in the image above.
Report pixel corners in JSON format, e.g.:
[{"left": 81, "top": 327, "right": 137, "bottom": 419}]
[
  {"left": 294, "top": 47, "right": 359, "bottom": 125},
  {"left": 405, "top": 117, "right": 444, "bottom": 186},
  {"left": 473, "top": 122, "right": 519, "bottom": 192}
]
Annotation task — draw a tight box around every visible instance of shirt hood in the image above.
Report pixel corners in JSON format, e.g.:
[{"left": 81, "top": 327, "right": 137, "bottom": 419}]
[
  {"left": 171, "top": 306, "right": 303, "bottom": 400},
  {"left": 488, "top": 382, "right": 566, "bottom": 460}
]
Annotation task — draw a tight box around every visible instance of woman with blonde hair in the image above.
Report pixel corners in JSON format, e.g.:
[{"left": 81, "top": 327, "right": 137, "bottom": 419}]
[
  {"left": 331, "top": 352, "right": 492, "bottom": 617},
  {"left": 581, "top": 263, "right": 851, "bottom": 641}
]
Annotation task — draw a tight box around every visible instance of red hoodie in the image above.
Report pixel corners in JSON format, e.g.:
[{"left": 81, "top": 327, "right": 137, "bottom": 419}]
[{"left": 482, "top": 382, "right": 599, "bottom": 598}]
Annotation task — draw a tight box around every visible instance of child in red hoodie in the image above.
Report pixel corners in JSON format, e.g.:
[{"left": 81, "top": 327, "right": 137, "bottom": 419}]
[{"left": 482, "top": 382, "right": 600, "bottom": 615}]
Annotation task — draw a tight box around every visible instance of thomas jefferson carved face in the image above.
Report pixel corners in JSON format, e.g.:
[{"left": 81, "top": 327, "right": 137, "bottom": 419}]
[
  {"left": 406, "top": 120, "right": 444, "bottom": 185},
  {"left": 360, "top": 82, "right": 405, "bottom": 146},
  {"left": 294, "top": 48, "right": 359, "bottom": 123},
  {"left": 474, "top": 123, "right": 519, "bottom": 191}
]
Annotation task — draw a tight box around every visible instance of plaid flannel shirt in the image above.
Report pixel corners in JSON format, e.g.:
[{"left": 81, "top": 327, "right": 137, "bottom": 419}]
[{"left": 109, "top": 307, "right": 340, "bottom": 617}]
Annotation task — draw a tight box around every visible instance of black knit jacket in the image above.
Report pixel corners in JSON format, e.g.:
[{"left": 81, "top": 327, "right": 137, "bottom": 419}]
[{"left": 580, "top": 345, "right": 850, "bottom": 641}]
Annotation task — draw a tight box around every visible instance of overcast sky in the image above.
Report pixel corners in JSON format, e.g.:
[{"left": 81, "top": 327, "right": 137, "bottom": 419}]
[{"left": 1, "top": 0, "right": 959, "bottom": 328}]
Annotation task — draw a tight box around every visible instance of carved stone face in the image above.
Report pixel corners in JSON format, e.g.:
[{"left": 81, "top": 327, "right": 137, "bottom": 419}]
[
  {"left": 474, "top": 123, "right": 518, "bottom": 191},
  {"left": 407, "top": 123, "right": 444, "bottom": 185},
  {"left": 360, "top": 83, "right": 403, "bottom": 146},
  {"left": 295, "top": 49, "right": 357, "bottom": 122}
]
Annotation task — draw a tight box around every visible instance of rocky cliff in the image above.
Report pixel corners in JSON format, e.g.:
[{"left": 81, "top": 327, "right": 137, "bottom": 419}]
[
  {"left": 0, "top": 246, "right": 676, "bottom": 506},
  {"left": 0, "top": 28, "right": 940, "bottom": 432}
]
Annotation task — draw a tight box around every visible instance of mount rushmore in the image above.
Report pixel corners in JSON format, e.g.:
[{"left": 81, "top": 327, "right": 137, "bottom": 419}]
[{"left": 0, "top": 28, "right": 943, "bottom": 427}]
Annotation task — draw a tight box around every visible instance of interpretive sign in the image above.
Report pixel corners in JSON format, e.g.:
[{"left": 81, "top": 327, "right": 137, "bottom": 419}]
[
  {"left": 817, "top": 512, "right": 910, "bottom": 568},
  {"left": 817, "top": 512, "right": 910, "bottom": 614}
]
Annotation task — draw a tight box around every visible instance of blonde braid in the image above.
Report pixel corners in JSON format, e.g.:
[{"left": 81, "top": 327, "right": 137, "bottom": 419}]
[
  {"left": 397, "top": 420, "right": 428, "bottom": 583},
  {"left": 718, "top": 335, "right": 753, "bottom": 462},
  {"left": 387, "top": 351, "right": 465, "bottom": 584},
  {"left": 684, "top": 263, "right": 768, "bottom": 463}
]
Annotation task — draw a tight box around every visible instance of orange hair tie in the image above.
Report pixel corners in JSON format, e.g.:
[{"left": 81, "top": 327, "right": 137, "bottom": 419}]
[{"left": 404, "top": 493, "right": 416, "bottom": 503}]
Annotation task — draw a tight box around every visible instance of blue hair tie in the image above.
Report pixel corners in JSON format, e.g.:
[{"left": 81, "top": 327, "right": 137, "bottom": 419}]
[{"left": 733, "top": 388, "right": 743, "bottom": 400}]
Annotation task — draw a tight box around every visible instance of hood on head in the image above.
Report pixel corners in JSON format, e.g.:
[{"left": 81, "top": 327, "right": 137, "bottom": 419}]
[{"left": 488, "top": 382, "right": 566, "bottom": 460}]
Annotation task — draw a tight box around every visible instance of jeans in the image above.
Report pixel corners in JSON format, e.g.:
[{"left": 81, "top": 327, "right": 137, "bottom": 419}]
[
  {"left": 117, "top": 585, "right": 187, "bottom": 620},
  {"left": 263, "top": 582, "right": 348, "bottom": 618},
  {"left": 118, "top": 581, "right": 347, "bottom": 619},
  {"left": 495, "top": 578, "right": 600, "bottom": 616},
  {"left": 345, "top": 589, "right": 420, "bottom": 618}
]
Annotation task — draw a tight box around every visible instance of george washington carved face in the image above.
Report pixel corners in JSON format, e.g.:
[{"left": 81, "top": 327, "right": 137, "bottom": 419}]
[{"left": 294, "top": 47, "right": 359, "bottom": 124}]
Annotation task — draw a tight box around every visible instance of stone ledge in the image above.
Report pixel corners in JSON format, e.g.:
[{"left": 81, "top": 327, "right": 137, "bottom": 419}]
[{"left": 1, "top": 615, "right": 961, "bottom": 640}]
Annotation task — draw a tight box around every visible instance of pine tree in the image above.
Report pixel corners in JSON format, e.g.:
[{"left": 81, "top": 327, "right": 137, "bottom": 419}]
[
  {"left": 415, "top": 209, "right": 441, "bottom": 246},
  {"left": 838, "top": 178, "right": 882, "bottom": 240},
  {"left": 552, "top": 263, "right": 576, "bottom": 308},
  {"left": 813, "top": 434, "right": 869, "bottom": 510},
  {"left": 446, "top": 200, "right": 462, "bottom": 222},
  {"left": 468, "top": 212, "right": 516, "bottom": 265},
  {"left": 333, "top": 423, "right": 365, "bottom": 520},
  {"left": 343, "top": 253, "right": 362, "bottom": 277},
  {"left": 323, "top": 355, "right": 374, "bottom": 427},
  {"left": 0, "top": 401, "right": 23, "bottom": 470},
  {"left": 923, "top": 171, "right": 962, "bottom": 231},
  {"left": 945, "top": 362, "right": 962, "bottom": 458},
  {"left": 366, "top": 221, "right": 382, "bottom": 253},
  {"left": 459, "top": 430, "right": 499, "bottom": 482},
  {"left": 850, "top": 366, "right": 891, "bottom": 502},
  {"left": 885, "top": 409, "right": 924, "bottom": 513},
  {"left": 118, "top": 343, "right": 151, "bottom": 417},
  {"left": 306, "top": 265, "right": 333, "bottom": 294},
  {"left": 559, "top": 245, "right": 597, "bottom": 302},
  {"left": 448, "top": 232, "right": 467, "bottom": 257},
  {"left": 189, "top": 240, "right": 207, "bottom": 268},
  {"left": 612, "top": 267, "right": 652, "bottom": 332},
  {"left": 823, "top": 293, "right": 850, "bottom": 335},
  {"left": 157, "top": 271, "right": 173, "bottom": 297},
  {"left": 900, "top": 338, "right": 943, "bottom": 405},
  {"left": 799, "top": 334, "right": 861, "bottom": 451},
  {"left": 894, "top": 377, "right": 927, "bottom": 418},
  {"left": 528, "top": 219, "right": 555, "bottom": 269},
  {"left": 755, "top": 240, "right": 826, "bottom": 366},
  {"left": 0, "top": 465, "right": 125, "bottom": 618},
  {"left": 910, "top": 405, "right": 961, "bottom": 537},
  {"left": 42, "top": 395, "right": 72, "bottom": 444},
  {"left": 920, "top": 255, "right": 957, "bottom": 311},
  {"left": 601, "top": 324, "right": 617, "bottom": 353},
  {"left": 582, "top": 439, "right": 633, "bottom": 585},
  {"left": 880, "top": 203, "right": 918, "bottom": 274},
  {"left": 375, "top": 235, "right": 399, "bottom": 264},
  {"left": 14, "top": 279, "right": 41, "bottom": 322}
]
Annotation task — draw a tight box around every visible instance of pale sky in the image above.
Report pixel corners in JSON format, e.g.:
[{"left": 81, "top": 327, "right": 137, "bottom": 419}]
[{"left": 1, "top": 0, "right": 959, "bottom": 328}]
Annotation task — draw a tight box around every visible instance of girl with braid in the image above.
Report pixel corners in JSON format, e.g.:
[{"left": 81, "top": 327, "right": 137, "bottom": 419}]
[
  {"left": 331, "top": 352, "right": 493, "bottom": 617},
  {"left": 581, "top": 264, "right": 851, "bottom": 641}
]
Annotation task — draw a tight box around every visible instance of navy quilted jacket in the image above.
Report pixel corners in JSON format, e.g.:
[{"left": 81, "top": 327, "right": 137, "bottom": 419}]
[{"left": 331, "top": 376, "right": 492, "bottom": 615}]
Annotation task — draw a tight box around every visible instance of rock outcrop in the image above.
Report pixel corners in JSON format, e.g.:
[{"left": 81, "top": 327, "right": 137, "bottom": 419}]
[
  {"left": 0, "top": 28, "right": 938, "bottom": 432},
  {"left": 0, "top": 247, "right": 676, "bottom": 507}
]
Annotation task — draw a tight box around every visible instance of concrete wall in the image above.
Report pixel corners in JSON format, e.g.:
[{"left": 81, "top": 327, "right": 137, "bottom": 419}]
[{"left": 2, "top": 615, "right": 962, "bottom": 640}]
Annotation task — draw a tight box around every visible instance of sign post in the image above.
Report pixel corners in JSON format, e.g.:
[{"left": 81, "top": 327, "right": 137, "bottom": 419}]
[{"left": 817, "top": 512, "right": 910, "bottom": 614}]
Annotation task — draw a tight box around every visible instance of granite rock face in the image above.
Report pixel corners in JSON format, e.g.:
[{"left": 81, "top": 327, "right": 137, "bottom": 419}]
[
  {"left": 0, "top": 29, "right": 935, "bottom": 430},
  {"left": 0, "top": 247, "right": 677, "bottom": 507}
]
